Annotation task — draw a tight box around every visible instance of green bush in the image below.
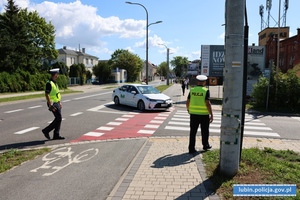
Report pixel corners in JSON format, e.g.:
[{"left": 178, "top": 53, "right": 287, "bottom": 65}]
[
  {"left": 252, "top": 68, "right": 300, "bottom": 113},
  {"left": 0, "top": 71, "right": 68, "bottom": 93}
]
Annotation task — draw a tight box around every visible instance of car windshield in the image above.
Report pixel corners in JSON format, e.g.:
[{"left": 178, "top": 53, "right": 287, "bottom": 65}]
[{"left": 136, "top": 86, "right": 160, "bottom": 94}]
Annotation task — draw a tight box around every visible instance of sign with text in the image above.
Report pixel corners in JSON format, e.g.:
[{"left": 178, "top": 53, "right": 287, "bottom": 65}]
[{"left": 233, "top": 184, "right": 296, "bottom": 197}]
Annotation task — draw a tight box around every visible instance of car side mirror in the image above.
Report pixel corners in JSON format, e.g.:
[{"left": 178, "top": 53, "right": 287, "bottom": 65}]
[{"left": 131, "top": 91, "right": 137, "bottom": 95}]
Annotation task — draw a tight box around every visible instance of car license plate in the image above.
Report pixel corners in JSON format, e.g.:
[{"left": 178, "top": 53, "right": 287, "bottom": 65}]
[{"left": 161, "top": 103, "right": 167, "bottom": 107}]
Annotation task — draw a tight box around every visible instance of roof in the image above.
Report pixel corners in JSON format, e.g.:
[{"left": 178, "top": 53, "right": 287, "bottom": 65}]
[{"left": 58, "top": 48, "right": 98, "bottom": 59}]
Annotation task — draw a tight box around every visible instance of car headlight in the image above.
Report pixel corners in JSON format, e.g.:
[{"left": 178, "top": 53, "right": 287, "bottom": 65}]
[{"left": 145, "top": 97, "right": 156, "bottom": 102}]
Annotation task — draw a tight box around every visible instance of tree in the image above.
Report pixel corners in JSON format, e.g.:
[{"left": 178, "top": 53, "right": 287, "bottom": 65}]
[
  {"left": 109, "top": 49, "right": 128, "bottom": 65},
  {"left": 69, "top": 63, "right": 86, "bottom": 85},
  {"left": 92, "top": 61, "right": 111, "bottom": 83},
  {"left": 170, "top": 56, "right": 189, "bottom": 77},
  {"left": 252, "top": 68, "right": 300, "bottom": 112},
  {"left": 0, "top": 0, "right": 58, "bottom": 74},
  {"left": 51, "top": 62, "right": 68, "bottom": 76},
  {"left": 19, "top": 9, "right": 58, "bottom": 71},
  {"left": 157, "top": 61, "right": 167, "bottom": 78},
  {"left": 0, "top": 0, "right": 31, "bottom": 73},
  {"left": 109, "top": 49, "right": 143, "bottom": 82}
]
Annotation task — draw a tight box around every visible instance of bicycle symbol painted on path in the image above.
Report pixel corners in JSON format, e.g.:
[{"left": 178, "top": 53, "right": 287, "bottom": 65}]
[{"left": 30, "top": 147, "right": 99, "bottom": 176}]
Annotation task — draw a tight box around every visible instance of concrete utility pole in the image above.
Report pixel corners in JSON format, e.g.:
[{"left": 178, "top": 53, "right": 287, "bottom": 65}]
[
  {"left": 220, "top": 0, "right": 245, "bottom": 177},
  {"left": 159, "top": 43, "right": 170, "bottom": 85},
  {"left": 166, "top": 48, "right": 170, "bottom": 85}
]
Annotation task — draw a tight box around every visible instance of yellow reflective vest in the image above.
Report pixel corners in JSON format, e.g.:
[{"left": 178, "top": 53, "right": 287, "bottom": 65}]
[
  {"left": 48, "top": 81, "right": 61, "bottom": 103},
  {"left": 189, "top": 86, "right": 209, "bottom": 115}
]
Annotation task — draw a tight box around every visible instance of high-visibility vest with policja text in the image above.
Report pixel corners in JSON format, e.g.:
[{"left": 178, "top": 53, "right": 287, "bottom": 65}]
[
  {"left": 189, "top": 86, "right": 209, "bottom": 115},
  {"left": 48, "top": 81, "right": 61, "bottom": 102}
]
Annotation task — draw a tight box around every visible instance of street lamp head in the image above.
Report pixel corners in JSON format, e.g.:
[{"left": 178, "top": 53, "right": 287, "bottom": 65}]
[
  {"left": 125, "top": 1, "right": 132, "bottom": 4},
  {"left": 148, "top": 21, "right": 163, "bottom": 27}
]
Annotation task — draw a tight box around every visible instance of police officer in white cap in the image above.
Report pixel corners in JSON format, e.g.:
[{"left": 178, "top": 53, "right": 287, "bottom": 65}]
[
  {"left": 42, "top": 68, "right": 65, "bottom": 140},
  {"left": 186, "top": 75, "right": 213, "bottom": 153}
]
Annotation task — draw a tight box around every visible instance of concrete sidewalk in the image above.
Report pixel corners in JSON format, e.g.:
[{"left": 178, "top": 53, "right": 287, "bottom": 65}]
[{"left": 106, "top": 84, "right": 300, "bottom": 200}]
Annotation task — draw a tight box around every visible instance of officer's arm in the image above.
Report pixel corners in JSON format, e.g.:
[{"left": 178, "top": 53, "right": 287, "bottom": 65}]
[
  {"left": 45, "top": 82, "right": 52, "bottom": 107},
  {"left": 206, "top": 100, "right": 213, "bottom": 122},
  {"left": 45, "top": 93, "right": 51, "bottom": 107},
  {"left": 186, "top": 99, "right": 190, "bottom": 111}
]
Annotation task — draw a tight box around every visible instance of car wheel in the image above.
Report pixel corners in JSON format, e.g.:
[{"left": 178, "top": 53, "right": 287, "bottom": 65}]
[
  {"left": 137, "top": 100, "right": 145, "bottom": 111},
  {"left": 114, "top": 96, "right": 120, "bottom": 105}
]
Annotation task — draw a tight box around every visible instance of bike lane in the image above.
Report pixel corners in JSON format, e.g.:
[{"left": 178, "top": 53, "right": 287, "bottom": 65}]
[
  {"left": 71, "top": 109, "right": 174, "bottom": 142},
  {"left": 0, "top": 139, "right": 146, "bottom": 200}
]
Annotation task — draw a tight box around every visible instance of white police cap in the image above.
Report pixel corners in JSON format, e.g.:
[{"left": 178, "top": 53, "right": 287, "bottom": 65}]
[
  {"left": 49, "top": 68, "right": 60, "bottom": 74},
  {"left": 196, "top": 75, "right": 208, "bottom": 81}
]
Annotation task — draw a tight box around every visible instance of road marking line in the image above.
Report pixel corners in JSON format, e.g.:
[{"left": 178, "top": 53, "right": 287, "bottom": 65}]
[
  {"left": 14, "top": 127, "right": 39, "bottom": 134},
  {"left": 158, "top": 113, "right": 169, "bottom": 117},
  {"left": 123, "top": 114, "right": 135, "bottom": 118},
  {"left": 107, "top": 122, "right": 122, "bottom": 126},
  {"left": 144, "top": 125, "right": 160, "bottom": 129},
  {"left": 115, "top": 118, "right": 129, "bottom": 121},
  {"left": 5, "top": 109, "right": 24, "bottom": 113},
  {"left": 84, "top": 132, "right": 104, "bottom": 137},
  {"left": 244, "top": 126, "right": 272, "bottom": 130},
  {"left": 150, "top": 120, "right": 164, "bottom": 124},
  {"left": 138, "top": 130, "right": 155, "bottom": 134},
  {"left": 245, "top": 122, "right": 266, "bottom": 126},
  {"left": 154, "top": 117, "right": 167, "bottom": 120},
  {"left": 28, "top": 105, "right": 42, "bottom": 109},
  {"left": 62, "top": 99, "right": 71, "bottom": 103},
  {"left": 243, "top": 131, "right": 280, "bottom": 137},
  {"left": 96, "top": 126, "right": 114, "bottom": 131},
  {"left": 70, "top": 112, "right": 83, "bottom": 116},
  {"left": 73, "top": 92, "right": 112, "bottom": 100},
  {"left": 164, "top": 125, "right": 279, "bottom": 137}
]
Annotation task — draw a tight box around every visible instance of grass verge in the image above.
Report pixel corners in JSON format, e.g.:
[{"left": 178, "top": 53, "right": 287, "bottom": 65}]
[
  {"left": 202, "top": 147, "right": 300, "bottom": 199},
  {"left": 0, "top": 148, "right": 51, "bottom": 173}
]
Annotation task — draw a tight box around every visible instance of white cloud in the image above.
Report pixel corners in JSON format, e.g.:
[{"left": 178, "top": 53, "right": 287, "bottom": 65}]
[
  {"left": 219, "top": 32, "right": 225, "bottom": 39},
  {"left": 0, "top": 0, "right": 148, "bottom": 57},
  {"left": 125, "top": 46, "right": 134, "bottom": 53}
]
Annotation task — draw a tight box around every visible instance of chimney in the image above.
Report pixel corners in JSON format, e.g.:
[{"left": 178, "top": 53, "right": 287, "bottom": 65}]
[
  {"left": 63, "top": 46, "right": 67, "bottom": 50},
  {"left": 82, "top": 48, "right": 85, "bottom": 53}
]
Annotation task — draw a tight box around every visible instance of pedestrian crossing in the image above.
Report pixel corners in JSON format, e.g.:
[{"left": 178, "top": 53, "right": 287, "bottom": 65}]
[{"left": 164, "top": 110, "right": 280, "bottom": 137}]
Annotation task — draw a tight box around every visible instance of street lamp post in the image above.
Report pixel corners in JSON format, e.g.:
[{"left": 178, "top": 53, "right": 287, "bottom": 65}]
[
  {"left": 159, "top": 44, "right": 170, "bottom": 85},
  {"left": 125, "top": 2, "right": 162, "bottom": 84}
]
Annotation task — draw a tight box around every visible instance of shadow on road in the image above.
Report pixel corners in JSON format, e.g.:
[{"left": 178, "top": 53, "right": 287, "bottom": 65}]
[{"left": 0, "top": 140, "right": 47, "bottom": 151}]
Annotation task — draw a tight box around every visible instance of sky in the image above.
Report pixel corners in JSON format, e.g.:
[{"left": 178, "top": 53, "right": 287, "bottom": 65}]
[{"left": 0, "top": 0, "right": 299, "bottom": 66}]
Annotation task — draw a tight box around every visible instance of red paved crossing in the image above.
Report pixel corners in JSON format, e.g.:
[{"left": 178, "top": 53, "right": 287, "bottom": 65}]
[{"left": 71, "top": 110, "right": 173, "bottom": 142}]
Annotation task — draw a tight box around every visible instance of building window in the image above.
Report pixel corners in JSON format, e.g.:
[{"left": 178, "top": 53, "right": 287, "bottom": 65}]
[
  {"left": 91, "top": 59, "right": 93, "bottom": 65},
  {"left": 86, "top": 58, "right": 89, "bottom": 65}
]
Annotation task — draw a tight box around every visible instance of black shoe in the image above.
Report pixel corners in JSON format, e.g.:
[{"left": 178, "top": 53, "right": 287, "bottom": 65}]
[
  {"left": 189, "top": 149, "right": 197, "bottom": 154},
  {"left": 53, "top": 136, "right": 65, "bottom": 140},
  {"left": 203, "top": 145, "right": 212, "bottom": 151},
  {"left": 42, "top": 129, "right": 50, "bottom": 140}
]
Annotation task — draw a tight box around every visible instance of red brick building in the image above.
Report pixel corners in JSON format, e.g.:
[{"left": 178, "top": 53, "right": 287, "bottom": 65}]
[{"left": 266, "top": 28, "right": 300, "bottom": 72}]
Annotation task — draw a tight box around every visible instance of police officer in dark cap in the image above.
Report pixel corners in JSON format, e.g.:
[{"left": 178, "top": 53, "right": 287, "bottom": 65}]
[
  {"left": 186, "top": 75, "right": 213, "bottom": 153},
  {"left": 42, "top": 68, "right": 65, "bottom": 140}
]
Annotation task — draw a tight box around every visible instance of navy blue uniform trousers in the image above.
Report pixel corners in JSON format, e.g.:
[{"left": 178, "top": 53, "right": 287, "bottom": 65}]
[
  {"left": 43, "top": 102, "right": 62, "bottom": 137},
  {"left": 188, "top": 114, "right": 210, "bottom": 151}
]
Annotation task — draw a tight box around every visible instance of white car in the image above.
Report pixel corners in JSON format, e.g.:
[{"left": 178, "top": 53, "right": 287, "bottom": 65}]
[{"left": 112, "top": 84, "right": 173, "bottom": 111}]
